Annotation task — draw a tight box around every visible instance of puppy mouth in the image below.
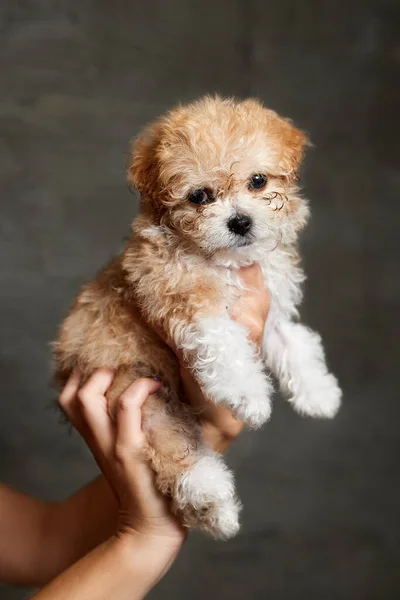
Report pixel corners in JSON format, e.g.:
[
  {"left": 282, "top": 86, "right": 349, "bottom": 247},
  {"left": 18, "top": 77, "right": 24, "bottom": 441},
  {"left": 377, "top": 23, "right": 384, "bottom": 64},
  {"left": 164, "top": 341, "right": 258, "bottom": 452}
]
[{"left": 234, "top": 235, "right": 254, "bottom": 248}]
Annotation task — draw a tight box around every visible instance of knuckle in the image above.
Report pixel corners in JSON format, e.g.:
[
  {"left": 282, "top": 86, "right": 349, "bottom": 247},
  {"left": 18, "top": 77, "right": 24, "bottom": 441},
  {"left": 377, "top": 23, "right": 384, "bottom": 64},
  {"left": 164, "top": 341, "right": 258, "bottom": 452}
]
[
  {"left": 119, "top": 380, "right": 147, "bottom": 405},
  {"left": 57, "top": 394, "right": 73, "bottom": 412},
  {"left": 113, "top": 442, "right": 130, "bottom": 464},
  {"left": 76, "top": 387, "right": 91, "bottom": 410},
  {"left": 58, "top": 390, "right": 68, "bottom": 408},
  {"left": 58, "top": 371, "right": 81, "bottom": 407},
  {"left": 130, "top": 378, "right": 147, "bottom": 394},
  {"left": 117, "top": 394, "right": 131, "bottom": 411},
  {"left": 114, "top": 436, "right": 144, "bottom": 464},
  {"left": 58, "top": 387, "right": 76, "bottom": 410}
]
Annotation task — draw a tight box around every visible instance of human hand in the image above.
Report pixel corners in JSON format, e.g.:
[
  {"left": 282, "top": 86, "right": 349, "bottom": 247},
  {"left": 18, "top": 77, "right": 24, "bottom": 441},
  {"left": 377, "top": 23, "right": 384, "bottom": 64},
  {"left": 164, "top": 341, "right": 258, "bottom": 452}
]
[
  {"left": 230, "top": 263, "right": 270, "bottom": 348},
  {"left": 181, "top": 263, "right": 270, "bottom": 452},
  {"left": 59, "top": 371, "right": 186, "bottom": 549}
]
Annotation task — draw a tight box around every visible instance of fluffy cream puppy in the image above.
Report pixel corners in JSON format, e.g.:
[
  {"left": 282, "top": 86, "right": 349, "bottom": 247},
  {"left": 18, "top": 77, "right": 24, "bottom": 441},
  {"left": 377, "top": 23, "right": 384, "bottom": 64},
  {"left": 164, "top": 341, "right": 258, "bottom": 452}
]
[{"left": 54, "top": 96, "right": 341, "bottom": 539}]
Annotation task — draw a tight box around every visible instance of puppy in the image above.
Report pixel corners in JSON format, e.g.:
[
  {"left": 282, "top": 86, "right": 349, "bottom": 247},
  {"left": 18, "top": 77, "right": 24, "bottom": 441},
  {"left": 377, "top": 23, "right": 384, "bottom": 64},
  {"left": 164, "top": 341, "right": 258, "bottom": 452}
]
[{"left": 53, "top": 96, "right": 342, "bottom": 539}]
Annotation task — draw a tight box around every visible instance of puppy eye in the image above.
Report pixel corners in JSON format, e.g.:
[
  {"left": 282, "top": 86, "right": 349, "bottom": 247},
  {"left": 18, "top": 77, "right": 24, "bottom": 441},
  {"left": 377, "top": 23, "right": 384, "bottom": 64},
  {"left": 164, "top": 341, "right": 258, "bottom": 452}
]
[
  {"left": 248, "top": 173, "right": 268, "bottom": 191},
  {"left": 187, "top": 188, "right": 214, "bottom": 205}
]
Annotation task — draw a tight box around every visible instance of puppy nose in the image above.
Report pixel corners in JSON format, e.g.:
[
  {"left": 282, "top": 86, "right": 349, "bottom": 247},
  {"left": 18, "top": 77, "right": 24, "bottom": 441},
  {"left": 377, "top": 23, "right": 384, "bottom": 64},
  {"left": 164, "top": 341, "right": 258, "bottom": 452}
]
[{"left": 228, "top": 214, "right": 253, "bottom": 236}]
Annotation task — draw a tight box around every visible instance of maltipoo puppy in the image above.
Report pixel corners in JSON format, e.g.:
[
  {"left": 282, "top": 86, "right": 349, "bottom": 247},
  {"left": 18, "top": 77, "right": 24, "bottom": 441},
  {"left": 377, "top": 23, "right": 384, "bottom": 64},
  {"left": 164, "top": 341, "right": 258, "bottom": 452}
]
[{"left": 54, "top": 96, "right": 341, "bottom": 539}]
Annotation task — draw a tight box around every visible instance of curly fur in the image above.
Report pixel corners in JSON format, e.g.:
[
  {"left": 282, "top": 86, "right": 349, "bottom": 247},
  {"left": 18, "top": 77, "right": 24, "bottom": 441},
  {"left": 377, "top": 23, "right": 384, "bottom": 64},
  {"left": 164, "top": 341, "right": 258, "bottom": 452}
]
[{"left": 53, "top": 95, "right": 341, "bottom": 539}]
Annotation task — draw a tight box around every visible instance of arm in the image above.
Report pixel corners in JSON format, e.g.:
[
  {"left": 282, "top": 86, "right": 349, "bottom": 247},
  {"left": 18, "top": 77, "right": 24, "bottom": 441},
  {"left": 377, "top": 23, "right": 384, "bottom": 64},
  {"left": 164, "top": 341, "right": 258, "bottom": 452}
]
[
  {"left": 0, "top": 264, "right": 269, "bottom": 588},
  {"left": 0, "top": 484, "right": 58, "bottom": 587},
  {"left": 31, "top": 534, "right": 179, "bottom": 600},
  {"left": 0, "top": 477, "right": 118, "bottom": 587},
  {"left": 32, "top": 373, "right": 184, "bottom": 600}
]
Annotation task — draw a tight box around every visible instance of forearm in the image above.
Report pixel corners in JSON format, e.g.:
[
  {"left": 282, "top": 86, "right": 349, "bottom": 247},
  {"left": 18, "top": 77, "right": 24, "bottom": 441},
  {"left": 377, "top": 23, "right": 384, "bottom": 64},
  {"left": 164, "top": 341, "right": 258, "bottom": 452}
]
[
  {"left": 0, "top": 477, "right": 118, "bottom": 587},
  {"left": 43, "top": 476, "right": 118, "bottom": 581},
  {"left": 31, "top": 533, "right": 182, "bottom": 600},
  {"left": 0, "top": 483, "right": 58, "bottom": 586}
]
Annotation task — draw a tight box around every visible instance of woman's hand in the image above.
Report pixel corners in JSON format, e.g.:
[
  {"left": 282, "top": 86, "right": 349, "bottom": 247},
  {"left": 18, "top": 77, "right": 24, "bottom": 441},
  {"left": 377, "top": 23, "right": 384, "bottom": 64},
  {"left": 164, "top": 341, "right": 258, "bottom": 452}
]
[
  {"left": 28, "top": 373, "right": 184, "bottom": 600},
  {"left": 0, "top": 375, "right": 186, "bottom": 589},
  {"left": 59, "top": 371, "right": 186, "bottom": 548},
  {"left": 231, "top": 264, "right": 270, "bottom": 348},
  {"left": 0, "top": 264, "right": 268, "bottom": 592},
  {"left": 181, "top": 264, "right": 270, "bottom": 452}
]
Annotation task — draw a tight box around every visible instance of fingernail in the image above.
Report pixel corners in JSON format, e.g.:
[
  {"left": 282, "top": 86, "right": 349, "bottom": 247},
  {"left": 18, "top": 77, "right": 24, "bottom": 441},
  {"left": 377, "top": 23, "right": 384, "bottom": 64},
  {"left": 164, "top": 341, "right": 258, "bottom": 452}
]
[{"left": 152, "top": 376, "right": 162, "bottom": 382}]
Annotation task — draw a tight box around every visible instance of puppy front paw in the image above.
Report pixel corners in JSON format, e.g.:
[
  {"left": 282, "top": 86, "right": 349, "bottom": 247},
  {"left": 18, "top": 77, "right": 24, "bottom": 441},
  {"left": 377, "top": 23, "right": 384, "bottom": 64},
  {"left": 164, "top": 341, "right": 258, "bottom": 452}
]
[
  {"left": 204, "top": 368, "right": 273, "bottom": 428},
  {"left": 288, "top": 372, "right": 342, "bottom": 419},
  {"left": 186, "top": 315, "right": 273, "bottom": 428},
  {"left": 232, "top": 376, "right": 273, "bottom": 428}
]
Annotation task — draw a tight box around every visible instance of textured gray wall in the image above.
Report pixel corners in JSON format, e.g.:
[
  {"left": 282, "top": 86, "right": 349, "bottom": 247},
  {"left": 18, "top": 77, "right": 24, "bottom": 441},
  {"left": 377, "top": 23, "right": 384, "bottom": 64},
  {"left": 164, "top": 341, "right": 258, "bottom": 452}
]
[{"left": 1, "top": 1, "right": 399, "bottom": 598}]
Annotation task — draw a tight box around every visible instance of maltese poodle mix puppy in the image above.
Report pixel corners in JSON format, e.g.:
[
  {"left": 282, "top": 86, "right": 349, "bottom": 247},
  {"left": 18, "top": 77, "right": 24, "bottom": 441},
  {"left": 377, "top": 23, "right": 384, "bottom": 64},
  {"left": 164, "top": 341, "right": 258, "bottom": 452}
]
[{"left": 54, "top": 96, "right": 341, "bottom": 539}]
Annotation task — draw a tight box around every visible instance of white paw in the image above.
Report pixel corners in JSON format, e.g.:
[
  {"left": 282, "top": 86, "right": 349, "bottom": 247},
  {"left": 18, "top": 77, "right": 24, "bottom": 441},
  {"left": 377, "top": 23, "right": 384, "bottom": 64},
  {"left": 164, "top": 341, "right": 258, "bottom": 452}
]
[
  {"left": 231, "top": 374, "right": 273, "bottom": 428},
  {"left": 288, "top": 372, "right": 342, "bottom": 419},
  {"left": 174, "top": 455, "right": 241, "bottom": 539},
  {"left": 233, "top": 391, "right": 272, "bottom": 428},
  {"left": 181, "top": 495, "right": 241, "bottom": 539},
  {"left": 175, "top": 455, "right": 235, "bottom": 510},
  {"left": 205, "top": 496, "right": 241, "bottom": 540},
  {"left": 185, "top": 314, "right": 272, "bottom": 428}
]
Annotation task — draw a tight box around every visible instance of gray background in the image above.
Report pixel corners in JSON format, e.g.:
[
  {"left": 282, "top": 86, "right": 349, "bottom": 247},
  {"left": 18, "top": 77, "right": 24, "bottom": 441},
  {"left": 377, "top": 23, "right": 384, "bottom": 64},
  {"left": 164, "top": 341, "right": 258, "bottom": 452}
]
[{"left": 0, "top": 0, "right": 399, "bottom": 598}]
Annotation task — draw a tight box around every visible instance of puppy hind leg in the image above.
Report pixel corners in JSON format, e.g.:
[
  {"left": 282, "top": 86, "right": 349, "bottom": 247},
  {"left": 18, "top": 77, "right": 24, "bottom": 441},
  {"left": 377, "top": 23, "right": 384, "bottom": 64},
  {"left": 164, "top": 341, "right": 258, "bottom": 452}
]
[
  {"left": 104, "top": 367, "right": 240, "bottom": 538},
  {"left": 105, "top": 364, "right": 172, "bottom": 417},
  {"left": 143, "top": 392, "right": 241, "bottom": 539}
]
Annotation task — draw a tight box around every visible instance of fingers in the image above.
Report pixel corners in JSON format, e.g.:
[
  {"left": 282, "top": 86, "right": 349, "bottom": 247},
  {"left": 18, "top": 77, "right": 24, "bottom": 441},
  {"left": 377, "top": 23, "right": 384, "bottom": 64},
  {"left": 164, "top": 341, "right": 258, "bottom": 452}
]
[
  {"left": 232, "top": 264, "right": 270, "bottom": 347},
  {"left": 60, "top": 369, "right": 116, "bottom": 461},
  {"left": 114, "top": 378, "right": 161, "bottom": 460},
  {"left": 58, "top": 373, "right": 162, "bottom": 512},
  {"left": 59, "top": 372, "right": 160, "bottom": 463},
  {"left": 77, "top": 369, "right": 118, "bottom": 463},
  {"left": 58, "top": 369, "right": 82, "bottom": 426},
  {"left": 58, "top": 369, "right": 94, "bottom": 438}
]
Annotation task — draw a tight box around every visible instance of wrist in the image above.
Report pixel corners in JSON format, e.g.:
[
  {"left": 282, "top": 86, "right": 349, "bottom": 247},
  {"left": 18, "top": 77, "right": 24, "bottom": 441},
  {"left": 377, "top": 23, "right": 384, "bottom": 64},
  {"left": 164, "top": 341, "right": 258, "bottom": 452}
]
[
  {"left": 111, "top": 530, "right": 183, "bottom": 589},
  {"left": 114, "top": 527, "right": 184, "bottom": 565}
]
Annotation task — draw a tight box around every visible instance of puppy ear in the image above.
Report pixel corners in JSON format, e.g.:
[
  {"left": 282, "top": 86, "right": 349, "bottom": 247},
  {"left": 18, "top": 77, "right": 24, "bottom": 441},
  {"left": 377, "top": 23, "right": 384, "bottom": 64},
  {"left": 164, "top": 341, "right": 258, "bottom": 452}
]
[
  {"left": 242, "top": 99, "right": 310, "bottom": 181},
  {"left": 279, "top": 119, "right": 311, "bottom": 181},
  {"left": 128, "top": 121, "right": 163, "bottom": 199}
]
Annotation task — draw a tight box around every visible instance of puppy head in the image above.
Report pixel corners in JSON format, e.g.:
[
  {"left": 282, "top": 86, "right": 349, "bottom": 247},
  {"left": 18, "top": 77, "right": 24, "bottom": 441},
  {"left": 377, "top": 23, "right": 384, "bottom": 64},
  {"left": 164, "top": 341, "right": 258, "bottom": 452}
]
[{"left": 129, "top": 96, "right": 310, "bottom": 257}]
